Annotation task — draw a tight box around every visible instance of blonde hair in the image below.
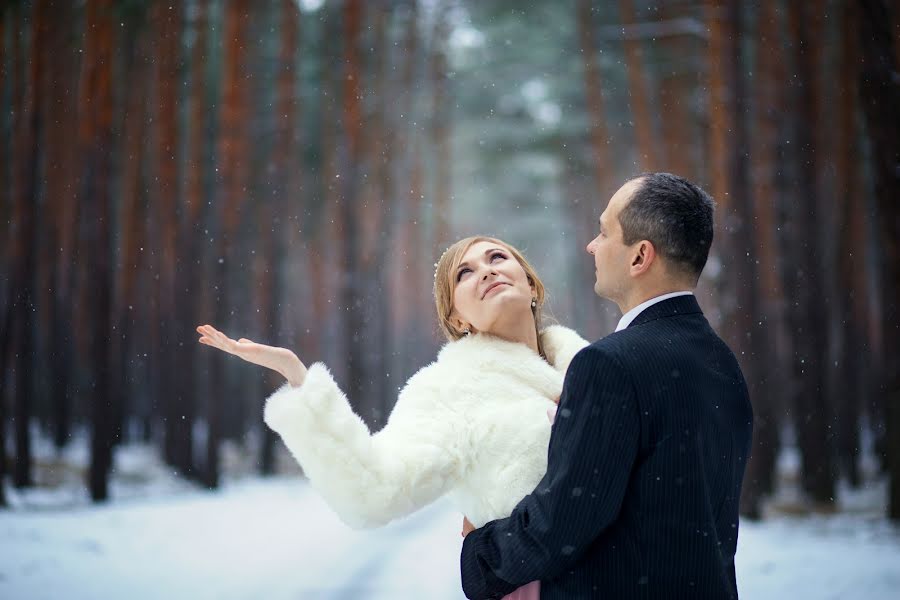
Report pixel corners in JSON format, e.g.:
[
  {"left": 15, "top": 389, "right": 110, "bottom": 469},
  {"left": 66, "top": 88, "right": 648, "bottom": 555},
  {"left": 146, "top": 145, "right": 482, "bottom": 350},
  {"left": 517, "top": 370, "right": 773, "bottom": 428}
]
[{"left": 433, "top": 236, "right": 547, "bottom": 356}]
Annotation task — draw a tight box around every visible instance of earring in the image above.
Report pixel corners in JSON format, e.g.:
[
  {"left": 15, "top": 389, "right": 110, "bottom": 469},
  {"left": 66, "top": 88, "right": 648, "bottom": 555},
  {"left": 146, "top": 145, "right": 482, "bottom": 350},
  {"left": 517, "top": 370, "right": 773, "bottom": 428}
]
[
  {"left": 463, "top": 327, "right": 471, "bottom": 336},
  {"left": 531, "top": 298, "right": 537, "bottom": 309}
]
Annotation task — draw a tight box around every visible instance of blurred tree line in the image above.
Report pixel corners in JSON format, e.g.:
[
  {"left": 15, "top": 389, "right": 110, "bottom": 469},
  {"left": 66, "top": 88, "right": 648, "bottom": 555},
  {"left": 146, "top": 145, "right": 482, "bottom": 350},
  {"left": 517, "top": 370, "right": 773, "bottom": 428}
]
[{"left": 0, "top": 0, "right": 897, "bottom": 523}]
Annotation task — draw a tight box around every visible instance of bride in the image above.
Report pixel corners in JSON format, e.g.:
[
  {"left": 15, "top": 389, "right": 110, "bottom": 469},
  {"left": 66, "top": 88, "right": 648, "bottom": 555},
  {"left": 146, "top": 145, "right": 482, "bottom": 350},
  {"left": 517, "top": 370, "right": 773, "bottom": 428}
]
[{"left": 197, "top": 235, "right": 588, "bottom": 599}]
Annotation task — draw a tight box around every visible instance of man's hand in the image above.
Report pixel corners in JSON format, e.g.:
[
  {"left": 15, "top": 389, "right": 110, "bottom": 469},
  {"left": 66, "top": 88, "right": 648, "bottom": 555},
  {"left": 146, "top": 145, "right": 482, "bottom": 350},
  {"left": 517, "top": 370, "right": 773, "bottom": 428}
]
[{"left": 462, "top": 516, "right": 476, "bottom": 538}]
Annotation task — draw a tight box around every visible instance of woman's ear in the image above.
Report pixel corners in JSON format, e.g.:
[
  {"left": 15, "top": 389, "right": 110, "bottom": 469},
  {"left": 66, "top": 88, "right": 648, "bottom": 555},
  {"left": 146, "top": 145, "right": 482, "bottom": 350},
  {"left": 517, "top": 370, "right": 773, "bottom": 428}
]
[{"left": 449, "top": 310, "right": 466, "bottom": 332}]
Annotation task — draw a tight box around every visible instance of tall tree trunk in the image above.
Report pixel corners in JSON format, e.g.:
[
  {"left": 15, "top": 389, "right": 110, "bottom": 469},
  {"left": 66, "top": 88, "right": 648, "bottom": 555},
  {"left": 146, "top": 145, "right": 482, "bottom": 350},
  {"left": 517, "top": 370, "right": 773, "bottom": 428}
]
[
  {"left": 206, "top": 0, "right": 252, "bottom": 489},
  {"left": 335, "top": 0, "right": 370, "bottom": 422},
  {"left": 152, "top": 2, "right": 183, "bottom": 469},
  {"left": 259, "top": 0, "right": 300, "bottom": 474},
  {"left": 619, "top": 0, "right": 659, "bottom": 170},
  {"left": 783, "top": 1, "right": 835, "bottom": 507},
  {"left": 430, "top": 3, "right": 451, "bottom": 252},
  {"left": 10, "top": 0, "right": 48, "bottom": 490},
  {"left": 707, "top": 0, "right": 772, "bottom": 514},
  {"left": 658, "top": 2, "right": 698, "bottom": 181},
  {"left": 575, "top": 0, "right": 614, "bottom": 336},
  {"left": 0, "top": 4, "right": 7, "bottom": 506},
  {"left": 834, "top": 0, "right": 866, "bottom": 489},
  {"left": 43, "top": 0, "right": 80, "bottom": 451},
  {"left": 707, "top": 0, "right": 737, "bottom": 345},
  {"left": 856, "top": 0, "right": 900, "bottom": 520},
  {"left": 79, "top": 0, "right": 116, "bottom": 502},
  {"left": 740, "top": 0, "right": 785, "bottom": 518},
  {"left": 178, "top": 0, "right": 210, "bottom": 480},
  {"left": 115, "top": 8, "right": 151, "bottom": 451},
  {"left": 394, "top": 0, "right": 427, "bottom": 382}
]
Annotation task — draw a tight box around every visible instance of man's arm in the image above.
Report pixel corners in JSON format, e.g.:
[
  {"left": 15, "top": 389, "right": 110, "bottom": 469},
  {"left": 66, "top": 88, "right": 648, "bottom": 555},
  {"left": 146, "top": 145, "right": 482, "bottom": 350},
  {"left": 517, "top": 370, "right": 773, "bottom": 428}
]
[{"left": 460, "top": 346, "right": 641, "bottom": 599}]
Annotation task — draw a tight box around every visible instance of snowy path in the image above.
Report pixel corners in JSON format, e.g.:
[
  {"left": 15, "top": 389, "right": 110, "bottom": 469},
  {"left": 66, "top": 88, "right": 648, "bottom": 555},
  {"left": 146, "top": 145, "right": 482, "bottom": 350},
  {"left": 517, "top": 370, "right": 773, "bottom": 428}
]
[{"left": 2, "top": 477, "right": 900, "bottom": 599}]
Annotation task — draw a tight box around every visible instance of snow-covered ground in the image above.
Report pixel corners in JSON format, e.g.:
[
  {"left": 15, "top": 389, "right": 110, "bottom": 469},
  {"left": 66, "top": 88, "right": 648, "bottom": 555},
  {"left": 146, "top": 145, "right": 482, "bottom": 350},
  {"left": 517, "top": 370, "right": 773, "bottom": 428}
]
[{"left": 2, "top": 442, "right": 899, "bottom": 599}]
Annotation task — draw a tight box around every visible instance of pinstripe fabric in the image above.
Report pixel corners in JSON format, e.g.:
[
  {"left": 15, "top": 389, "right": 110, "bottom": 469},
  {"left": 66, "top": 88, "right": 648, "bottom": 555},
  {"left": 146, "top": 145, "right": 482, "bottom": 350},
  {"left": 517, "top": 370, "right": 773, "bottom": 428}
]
[{"left": 460, "top": 296, "right": 753, "bottom": 599}]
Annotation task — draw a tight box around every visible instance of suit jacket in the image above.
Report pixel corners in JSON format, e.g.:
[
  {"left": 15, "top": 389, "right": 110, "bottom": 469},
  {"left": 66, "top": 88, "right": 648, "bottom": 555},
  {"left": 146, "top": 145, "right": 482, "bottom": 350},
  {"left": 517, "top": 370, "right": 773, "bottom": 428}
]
[{"left": 460, "top": 295, "right": 753, "bottom": 599}]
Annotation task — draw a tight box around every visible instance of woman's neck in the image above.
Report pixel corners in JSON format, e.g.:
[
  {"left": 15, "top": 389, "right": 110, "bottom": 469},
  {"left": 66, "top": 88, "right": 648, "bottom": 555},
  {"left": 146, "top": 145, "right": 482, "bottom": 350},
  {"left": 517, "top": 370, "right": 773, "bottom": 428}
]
[{"left": 483, "top": 313, "right": 540, "bottom": 356}]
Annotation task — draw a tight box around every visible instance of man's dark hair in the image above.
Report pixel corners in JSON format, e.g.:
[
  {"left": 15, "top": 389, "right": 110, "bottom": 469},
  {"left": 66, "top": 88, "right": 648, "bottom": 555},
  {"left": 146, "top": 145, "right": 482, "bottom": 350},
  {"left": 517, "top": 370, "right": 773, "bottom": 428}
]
[{"left": 618, "top": 172, "right": 715, "bottom": 281}]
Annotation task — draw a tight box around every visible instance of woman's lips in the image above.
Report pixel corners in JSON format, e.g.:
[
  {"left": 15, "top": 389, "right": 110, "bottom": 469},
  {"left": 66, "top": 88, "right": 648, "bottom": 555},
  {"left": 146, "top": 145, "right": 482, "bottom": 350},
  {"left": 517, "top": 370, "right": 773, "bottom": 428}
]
[{"left": 482, "top": 282, "right": 510, "bottom": 299}]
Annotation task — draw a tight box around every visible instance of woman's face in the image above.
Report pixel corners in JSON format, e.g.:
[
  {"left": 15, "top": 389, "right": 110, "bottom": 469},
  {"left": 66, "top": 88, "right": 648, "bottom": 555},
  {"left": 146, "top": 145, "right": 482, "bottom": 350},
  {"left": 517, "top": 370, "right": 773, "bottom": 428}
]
[{"left": 451, "top": 240, "right": 535, "bottom": 335}]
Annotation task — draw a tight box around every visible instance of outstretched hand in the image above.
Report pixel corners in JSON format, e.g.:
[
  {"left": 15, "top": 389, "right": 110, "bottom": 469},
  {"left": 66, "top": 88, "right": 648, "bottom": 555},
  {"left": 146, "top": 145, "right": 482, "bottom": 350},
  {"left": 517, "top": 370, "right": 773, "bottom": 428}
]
[{"left": 196, "top": 324, "right": 308, "bottom": 387}]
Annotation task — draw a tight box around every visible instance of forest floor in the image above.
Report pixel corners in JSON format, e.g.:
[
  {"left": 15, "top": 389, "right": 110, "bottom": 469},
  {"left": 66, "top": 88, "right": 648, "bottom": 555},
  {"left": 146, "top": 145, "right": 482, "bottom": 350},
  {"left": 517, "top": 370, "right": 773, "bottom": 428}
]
[{"left": 1, "top": 435, "right": 899, "bottom": 600}]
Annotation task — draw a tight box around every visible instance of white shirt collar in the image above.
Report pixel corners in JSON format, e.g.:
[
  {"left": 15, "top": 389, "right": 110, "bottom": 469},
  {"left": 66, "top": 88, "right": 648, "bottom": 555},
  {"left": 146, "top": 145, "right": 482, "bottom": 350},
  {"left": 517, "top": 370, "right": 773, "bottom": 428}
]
[{"left": 615, "top": 291, "right": 694, "bottom": 332}]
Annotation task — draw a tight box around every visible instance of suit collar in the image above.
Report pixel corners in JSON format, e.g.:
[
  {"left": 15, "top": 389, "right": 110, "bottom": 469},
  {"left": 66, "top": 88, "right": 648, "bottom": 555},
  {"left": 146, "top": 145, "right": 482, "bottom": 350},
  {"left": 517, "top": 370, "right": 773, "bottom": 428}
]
[{"left": 627, "top": 294, "right": 703, "bottom": 329}]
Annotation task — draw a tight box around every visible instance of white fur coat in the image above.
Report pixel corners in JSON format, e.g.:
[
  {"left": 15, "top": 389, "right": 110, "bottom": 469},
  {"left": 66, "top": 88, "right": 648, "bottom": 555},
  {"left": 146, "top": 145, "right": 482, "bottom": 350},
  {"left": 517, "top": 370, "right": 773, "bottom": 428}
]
[{"left": 263, "top": 325, "right": 588, "bottom": 529}]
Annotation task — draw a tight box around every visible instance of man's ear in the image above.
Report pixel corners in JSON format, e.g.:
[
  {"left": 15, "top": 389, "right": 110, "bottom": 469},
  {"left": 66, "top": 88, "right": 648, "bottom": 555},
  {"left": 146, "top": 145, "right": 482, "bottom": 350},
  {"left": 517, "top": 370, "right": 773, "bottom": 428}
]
[{"left": 630, "top": 241, "right": 656, "bottom": 275}]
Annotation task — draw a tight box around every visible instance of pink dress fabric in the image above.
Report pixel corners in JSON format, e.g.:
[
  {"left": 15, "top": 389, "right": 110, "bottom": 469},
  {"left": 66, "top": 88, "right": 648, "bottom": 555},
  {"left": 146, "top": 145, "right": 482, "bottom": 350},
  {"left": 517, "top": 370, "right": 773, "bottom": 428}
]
[
  {"left": 497, "top": 404, "right": 558, "bottom": 600},
  {"left": 503, "top": 579, "right": 541, "bottom": 600}
]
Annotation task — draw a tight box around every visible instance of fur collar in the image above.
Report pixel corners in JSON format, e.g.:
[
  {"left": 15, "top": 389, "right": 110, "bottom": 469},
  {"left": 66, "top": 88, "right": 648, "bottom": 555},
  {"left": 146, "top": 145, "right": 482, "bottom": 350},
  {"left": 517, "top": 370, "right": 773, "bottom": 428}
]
[{"left": 435, "top": 324, "right": 587, "bottom": 399}]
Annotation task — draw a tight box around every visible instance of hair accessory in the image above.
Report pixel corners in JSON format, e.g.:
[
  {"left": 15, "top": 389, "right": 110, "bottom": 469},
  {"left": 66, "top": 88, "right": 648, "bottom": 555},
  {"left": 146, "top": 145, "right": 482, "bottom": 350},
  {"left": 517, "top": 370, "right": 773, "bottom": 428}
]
[{"left": 433, "top": 244, "right": 455, "bottom": 280}]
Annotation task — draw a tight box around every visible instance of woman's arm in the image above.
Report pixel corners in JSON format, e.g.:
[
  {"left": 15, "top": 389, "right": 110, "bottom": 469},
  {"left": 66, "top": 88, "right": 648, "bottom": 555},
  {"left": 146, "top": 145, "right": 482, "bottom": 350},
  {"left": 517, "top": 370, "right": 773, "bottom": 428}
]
[
  {"left": 263, "top": 363, "right": 466, "bottom": 529},
  {"left": 197, "top": 323, "right": 465, "bottom": 529}
]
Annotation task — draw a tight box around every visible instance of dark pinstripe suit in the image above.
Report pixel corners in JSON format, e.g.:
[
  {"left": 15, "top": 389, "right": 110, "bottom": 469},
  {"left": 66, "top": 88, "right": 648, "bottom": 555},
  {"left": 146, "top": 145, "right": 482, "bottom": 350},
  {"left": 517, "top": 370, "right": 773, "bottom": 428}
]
[{"left": 460, "top": 295, "right": 753, "bottom": 599}]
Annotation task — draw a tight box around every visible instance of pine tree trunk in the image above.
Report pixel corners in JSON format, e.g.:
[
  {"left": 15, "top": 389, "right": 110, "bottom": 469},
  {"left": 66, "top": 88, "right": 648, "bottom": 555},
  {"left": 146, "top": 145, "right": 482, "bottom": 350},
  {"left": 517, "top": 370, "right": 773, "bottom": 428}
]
[
  {"left": 152, "top": 2, "right": 183, "bottom": 469},
  {"left": 833, "top": 0, "right": 865, "bottom": 488},
  {"left": 43, "top": 0, "right": 80, "bottom": 451},
  {"left": 79, "top": 0, "right": 116, "bottom": 502},
  {"left": 430, "top": 4, "right": 451, "bottom": 252},
  {"left": 658, "top": 2, "right": 698, "bottom": 181},
  {"left": 259, "top": 0, "right": 300, "bottom": 474},
  {"left": 337, "top": 0, "right": 369, "bottom": 423},
  {"left": 206, "top": 0, "right": 252, "bottom": 488},
  {"left": 740, "top": 0, "right": 785, "bottom": 518},
  {"left": 784, "top": 1, "right": 835, "bottom": 507},
  {"left": 619, "top": 0, "right": 659, "bottom": 170},
  {"left": 10, "top": 0, "right": 46, "bottom": 490},
  {"left": 856, "top": 0, "right": 900, "bottom": 521}
]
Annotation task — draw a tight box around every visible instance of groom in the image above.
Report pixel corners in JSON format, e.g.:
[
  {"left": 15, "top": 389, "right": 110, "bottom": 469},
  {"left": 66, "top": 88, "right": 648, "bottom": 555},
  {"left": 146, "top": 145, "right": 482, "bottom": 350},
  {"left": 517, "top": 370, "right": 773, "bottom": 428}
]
[{"left": 460, "top": 172, "right": 753, "bottom": 599}]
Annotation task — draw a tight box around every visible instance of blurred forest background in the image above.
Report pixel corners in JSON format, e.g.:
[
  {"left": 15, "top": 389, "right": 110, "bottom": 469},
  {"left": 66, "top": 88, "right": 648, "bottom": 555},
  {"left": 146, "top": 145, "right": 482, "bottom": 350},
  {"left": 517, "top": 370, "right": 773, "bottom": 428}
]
[{"left": 1, "top": 0, "right": 898, "bottom": 526}]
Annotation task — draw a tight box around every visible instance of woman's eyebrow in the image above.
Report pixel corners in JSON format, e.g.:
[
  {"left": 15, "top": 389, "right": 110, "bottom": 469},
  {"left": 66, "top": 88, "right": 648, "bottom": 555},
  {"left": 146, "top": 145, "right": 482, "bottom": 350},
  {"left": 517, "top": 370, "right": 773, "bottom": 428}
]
[{"left": 457, "top": 249, "right": 505, "bottom": 271}]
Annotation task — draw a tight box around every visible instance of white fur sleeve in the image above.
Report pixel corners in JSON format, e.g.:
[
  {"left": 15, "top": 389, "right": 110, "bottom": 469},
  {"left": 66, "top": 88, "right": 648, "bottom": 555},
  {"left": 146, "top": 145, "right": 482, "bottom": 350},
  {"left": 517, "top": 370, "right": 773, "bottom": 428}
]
[
  {"left": 540, "top": 325, "right": 590, "bottom": 374},
  {"left": 263, "top": 362, "right": 464, "bottom": 529}
]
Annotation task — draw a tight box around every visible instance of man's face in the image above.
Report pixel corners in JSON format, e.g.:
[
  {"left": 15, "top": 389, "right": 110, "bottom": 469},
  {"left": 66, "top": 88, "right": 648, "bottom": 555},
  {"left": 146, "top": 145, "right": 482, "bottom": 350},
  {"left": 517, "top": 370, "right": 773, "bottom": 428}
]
[{"left": 585, "top": 180, "right": 640, "bottom": 302}]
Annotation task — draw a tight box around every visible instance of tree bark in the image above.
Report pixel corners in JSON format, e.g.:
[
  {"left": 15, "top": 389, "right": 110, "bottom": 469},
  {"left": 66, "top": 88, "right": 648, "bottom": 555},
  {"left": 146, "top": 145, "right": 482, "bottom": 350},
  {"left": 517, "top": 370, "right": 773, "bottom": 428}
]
[
  {"left": 79, "top": 0, "right": 117, "bottom": 502},
  {"left": 784, "top": 1, "right": 835, "bottom": 507},
  {"left": 740, "top": 0, "right": 785, "bottom": 518},
  {"left": 259, "top": 0, "right": 300, "bottom": 474},
  {"left": 856, "top": 0, "right": 900, "bottom": 520},
  {"left": 10, "top": 0, "right": 49, "bottom": 490},
  {"left": 619, "top": 0, "right": 659, "bottom": 170},
  {"left": 206, "top": 0, "right": 252, "bottom": 488}
]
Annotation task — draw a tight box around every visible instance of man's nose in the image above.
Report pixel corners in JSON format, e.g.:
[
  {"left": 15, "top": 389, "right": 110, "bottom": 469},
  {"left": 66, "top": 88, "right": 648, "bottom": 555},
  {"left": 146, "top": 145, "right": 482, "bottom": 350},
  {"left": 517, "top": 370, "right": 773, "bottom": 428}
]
[{"left": 586, "top": 240, "right": 595, "bottom": 255}]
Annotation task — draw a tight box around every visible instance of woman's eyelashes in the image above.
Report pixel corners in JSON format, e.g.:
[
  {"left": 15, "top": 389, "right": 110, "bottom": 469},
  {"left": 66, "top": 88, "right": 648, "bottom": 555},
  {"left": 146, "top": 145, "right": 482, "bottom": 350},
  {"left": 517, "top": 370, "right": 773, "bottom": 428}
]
[{"left": 456, "top": 253, "right": 507, "bottom": 282}]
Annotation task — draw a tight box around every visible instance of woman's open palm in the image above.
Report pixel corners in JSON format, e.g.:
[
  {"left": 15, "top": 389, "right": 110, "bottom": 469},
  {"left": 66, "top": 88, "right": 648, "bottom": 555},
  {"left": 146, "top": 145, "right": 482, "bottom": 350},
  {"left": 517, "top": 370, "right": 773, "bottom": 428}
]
[{"left": 196, "top": 324, "right": 307, "bottom": 386}]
